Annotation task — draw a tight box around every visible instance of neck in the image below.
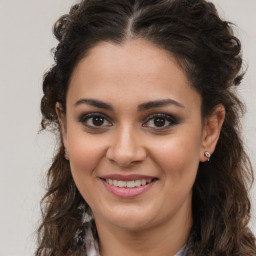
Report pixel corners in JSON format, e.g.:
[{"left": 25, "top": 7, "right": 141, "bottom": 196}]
[{"left": 94, "top": 204, "right": 192, "bottom": 256}]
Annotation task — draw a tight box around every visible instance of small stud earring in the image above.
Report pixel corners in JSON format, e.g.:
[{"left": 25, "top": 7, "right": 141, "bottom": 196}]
[
  {"left": 64, "top": 149, "right": 69, "bottom": 160},
  {"left": 204, "top": 151, "right": 211, "bottom": 161}
]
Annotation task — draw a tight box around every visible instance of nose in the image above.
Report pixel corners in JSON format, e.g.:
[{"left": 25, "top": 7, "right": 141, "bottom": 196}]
[{"left": 106, "top": 125, "right": 147, "bottom": 168}]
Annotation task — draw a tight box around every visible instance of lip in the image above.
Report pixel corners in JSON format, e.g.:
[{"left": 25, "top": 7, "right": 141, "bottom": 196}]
[
  {"left": 100, "top": 175, "right": 158, "bottom": 198},
  {"left": 100, "top": 174, "right": 157, "bottom": 181}
]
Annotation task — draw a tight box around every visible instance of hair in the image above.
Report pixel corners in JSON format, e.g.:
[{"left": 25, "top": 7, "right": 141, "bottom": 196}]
[{"left": 37, "top": 0, "right": 256, "bottom": 255}]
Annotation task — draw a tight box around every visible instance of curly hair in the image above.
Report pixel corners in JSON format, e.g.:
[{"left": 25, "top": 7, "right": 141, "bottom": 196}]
[{"left": 37, "top": 0, "right": 256, "bottom": 255}]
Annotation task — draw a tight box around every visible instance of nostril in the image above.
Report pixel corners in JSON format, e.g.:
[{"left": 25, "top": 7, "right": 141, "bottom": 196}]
[
  {"left": 105, "top": 130, "right": 147, "bottom": 167},
  {"left": 106, "top": 148, "right": 146, "bottom": 167}
]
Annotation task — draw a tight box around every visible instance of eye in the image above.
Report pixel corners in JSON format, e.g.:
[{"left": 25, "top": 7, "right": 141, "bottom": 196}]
[
  {"left": 142, "top": 114, "right": 178, "bottom": 129},
  {"left": 79, "top": 113, "right": 112, "bottom": 129}
]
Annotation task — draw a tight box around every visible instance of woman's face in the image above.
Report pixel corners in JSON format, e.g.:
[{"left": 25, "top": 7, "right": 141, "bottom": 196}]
[{"left": 60, "top": 39, "right": 209, "bottom": 232}]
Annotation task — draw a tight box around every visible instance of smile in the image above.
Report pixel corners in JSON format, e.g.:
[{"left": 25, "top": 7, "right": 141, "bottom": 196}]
[
  {"left": 100, "top": 175, "right": 158, "bottom": 198},
  {"left": 104, "top": 178, "right": 156, "bottom": 188}
]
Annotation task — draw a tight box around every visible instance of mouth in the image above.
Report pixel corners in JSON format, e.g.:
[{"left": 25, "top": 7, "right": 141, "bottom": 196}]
[
  {"left": 100, "top": 175, "right": 158, "bottom": 198},
  {"left": 101, "top": 178, "right": 158, "bottom": 188}
]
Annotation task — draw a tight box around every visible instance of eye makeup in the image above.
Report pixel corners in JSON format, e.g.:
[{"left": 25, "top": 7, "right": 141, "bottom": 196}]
[
  {"left": 79, "top": 112, "right": 113, "bottom": 129},
  {"left": 142, "top": 113, "right": 180, "bottom": 130},
  {"left": 78, "top": 111, "right": 181, "bottom": 133}
]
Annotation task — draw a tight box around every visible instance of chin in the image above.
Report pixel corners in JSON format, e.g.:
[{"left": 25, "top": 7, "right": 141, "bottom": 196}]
[
  {"left": 109, "top": 216, "right": 156, "bottom": 231},
  {"left": 93, "top": 203, "right": 165, "bottom": 232}
]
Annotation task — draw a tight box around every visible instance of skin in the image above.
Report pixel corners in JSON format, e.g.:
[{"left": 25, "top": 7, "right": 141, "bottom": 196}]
[{"left": 57, "top": 39, "right": 225, "bottom": 256}]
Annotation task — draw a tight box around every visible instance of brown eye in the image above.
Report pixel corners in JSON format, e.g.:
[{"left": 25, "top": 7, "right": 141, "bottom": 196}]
[
  {"left": 143, "top": 113, "right": 178, "bottom": 129},
  {"left": 92, "top": 116, "right": 105, "bottom": 126},
  {"left": 153, "top": 117, "right": 166, "bottom": 127},
  {"left": 79, "top": 113, "right": 112, "bottom": 129}
]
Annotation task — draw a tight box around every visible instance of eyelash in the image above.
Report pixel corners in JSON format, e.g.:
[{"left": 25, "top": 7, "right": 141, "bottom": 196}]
[
  {"left": 143, "top": 113, "right": 178, "bottom": 129},
  {"left": 79, "top": 113, "right": 112, "bottom": 129},
  {"left": 79, "top": 112, "right": 179, "bottom": 130}
]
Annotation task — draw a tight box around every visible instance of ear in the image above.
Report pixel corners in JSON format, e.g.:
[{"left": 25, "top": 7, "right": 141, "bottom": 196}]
[
  {"left": 56, "top": 102, "right": 69, "bottom": 160},
  {"left": 200, "top": 104, "right": 225, "bottom": 162}
]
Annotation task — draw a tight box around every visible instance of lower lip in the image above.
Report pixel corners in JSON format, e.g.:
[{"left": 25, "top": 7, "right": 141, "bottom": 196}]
[{"left": 102, "top": 180, "right": 156, "bottom": 198}]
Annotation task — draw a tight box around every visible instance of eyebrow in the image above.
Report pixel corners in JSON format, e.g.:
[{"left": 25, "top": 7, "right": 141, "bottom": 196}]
[
  {"left": 74, "top": 98, "right": 185, "bottom": 111},
  {"left": 74, "top": 99, "right": 114, "bottom": 110},
  {"left": 137, "top": 99, "right": 185, "bottom": 111}
]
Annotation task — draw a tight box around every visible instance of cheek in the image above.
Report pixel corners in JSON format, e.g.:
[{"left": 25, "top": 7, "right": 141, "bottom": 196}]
[
  {"left": 150, "top": 132, "right": 201, "bottom": 182},
  {"left": 67, "top": 131, "right": 106, "bottom": 180},
  {"left": 67, "top": 134, "right": 106, "bottom": 207}
]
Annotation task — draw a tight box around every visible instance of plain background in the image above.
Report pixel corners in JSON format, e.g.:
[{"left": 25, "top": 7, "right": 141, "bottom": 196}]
[{"left": 0, "top": 0, "right": 255, "bottom": 255}]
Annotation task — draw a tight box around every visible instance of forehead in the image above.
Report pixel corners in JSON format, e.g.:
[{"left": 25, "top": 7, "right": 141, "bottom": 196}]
[{"left": 67, "top": 39, "right": 201, "bottom": 111}]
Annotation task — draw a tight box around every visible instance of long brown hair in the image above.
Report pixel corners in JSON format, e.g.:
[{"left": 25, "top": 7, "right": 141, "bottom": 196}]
[{"left": 37, "top": 0, "right": 256, "bottom": 255}]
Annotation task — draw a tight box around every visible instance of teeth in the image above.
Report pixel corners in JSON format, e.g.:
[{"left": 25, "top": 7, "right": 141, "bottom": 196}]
[
  {"left": 118, "top": 181, "right": 126, "bottom": 187},
  {"left": 134, "top": 180, "right": 141, "bottom": 187},
  {"left": 105, "top": 178, "right": 154, "bottom": 188},
  {"left": 107, "top": 179, "right": 113, "bottom": 185},
  {"left": 127, "top": 181, "right": 135, "bottom": 188}
]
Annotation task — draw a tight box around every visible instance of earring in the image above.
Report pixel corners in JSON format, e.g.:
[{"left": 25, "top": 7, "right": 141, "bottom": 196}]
[
  {"left": 64, "top": 149, "right": 69, "bottom": 160},
  {"left": 204, "top": 151, "right": 211, "bottom": 161}
]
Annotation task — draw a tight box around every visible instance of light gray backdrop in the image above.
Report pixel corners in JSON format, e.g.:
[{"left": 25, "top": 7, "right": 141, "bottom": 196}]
[{"left": 0, "top": 0, "right": 255, "bottom": 255}]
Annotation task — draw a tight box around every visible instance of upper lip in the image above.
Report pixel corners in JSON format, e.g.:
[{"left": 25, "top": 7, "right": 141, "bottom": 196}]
[{"left": 100, "top": 174, "right": 157, "bottom": 181}]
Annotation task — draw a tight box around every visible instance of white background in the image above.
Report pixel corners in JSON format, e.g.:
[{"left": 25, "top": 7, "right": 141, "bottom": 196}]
[{"left": 0, "top": 0, "right": 255, "bottom": 255}]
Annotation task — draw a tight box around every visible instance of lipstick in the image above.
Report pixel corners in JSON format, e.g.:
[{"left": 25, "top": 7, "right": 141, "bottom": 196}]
[{"left": 100, "top": 174, "right": 158, "bottom": 198}]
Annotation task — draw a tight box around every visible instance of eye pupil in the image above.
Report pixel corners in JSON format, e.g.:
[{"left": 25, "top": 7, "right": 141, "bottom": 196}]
[
  {"left": 154, "top": 117, "right": 165, "bottom": 127},
  {"left": 93, "top": 116, "right": 104, "bottom": 126}
]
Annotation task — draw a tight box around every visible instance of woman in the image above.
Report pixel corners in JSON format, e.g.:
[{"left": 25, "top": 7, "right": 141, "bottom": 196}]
[{"left": 36, "top": 0, "right": 256, "bottom": 255}]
